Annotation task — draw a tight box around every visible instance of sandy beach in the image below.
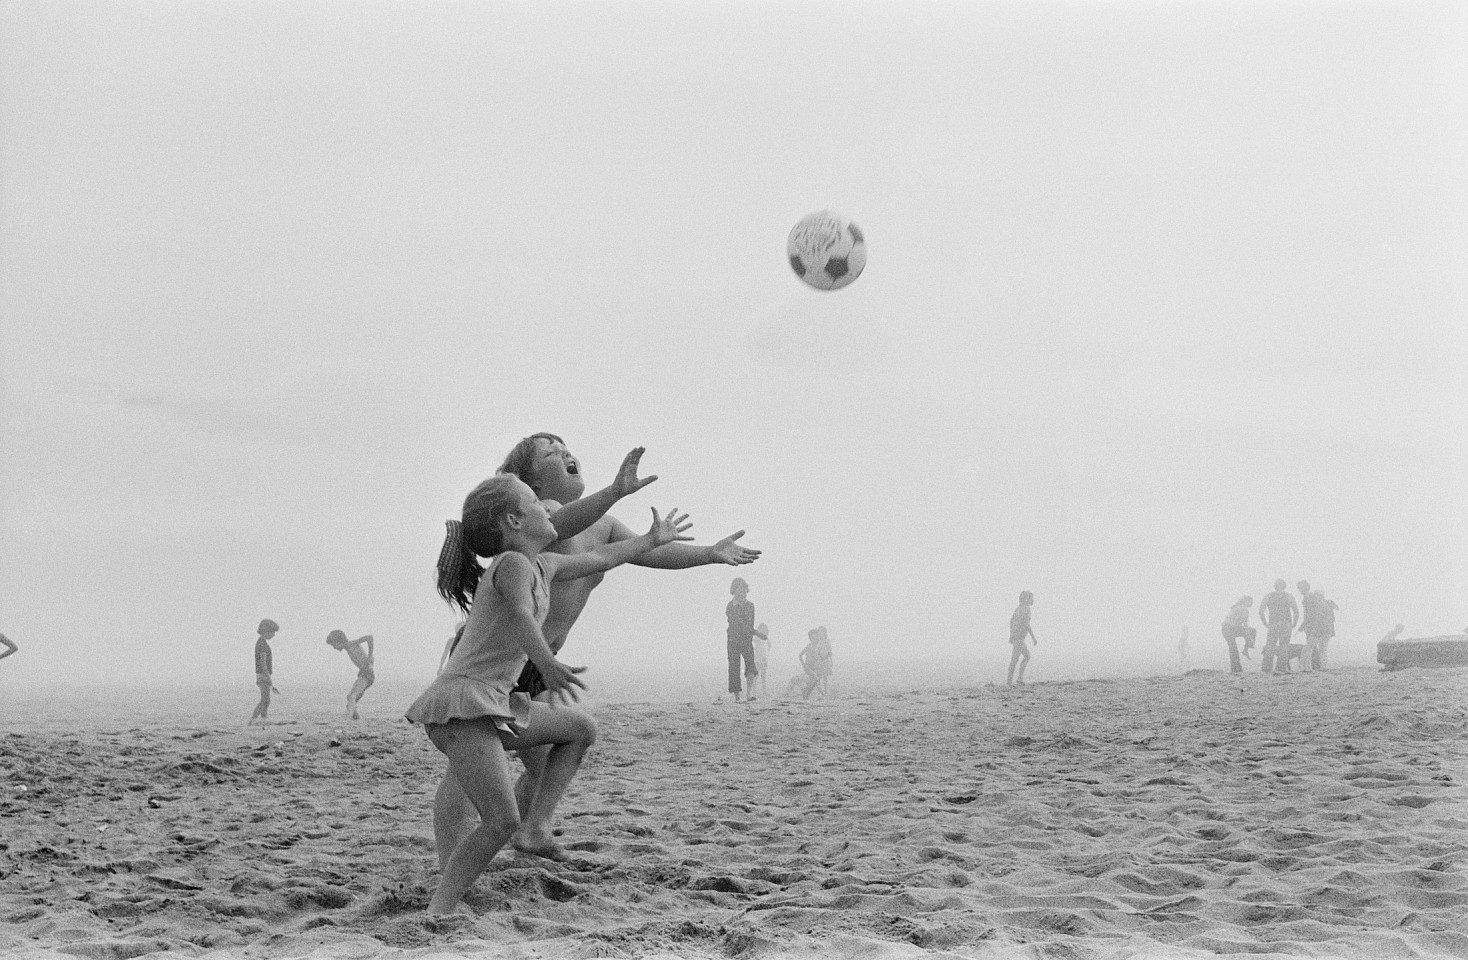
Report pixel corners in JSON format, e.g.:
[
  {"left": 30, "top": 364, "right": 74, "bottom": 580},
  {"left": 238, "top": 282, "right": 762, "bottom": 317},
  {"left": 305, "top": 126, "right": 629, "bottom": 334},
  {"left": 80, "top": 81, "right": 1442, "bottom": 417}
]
[{"left": 1, "top": 665, "right": 1464, "bottom": 960}]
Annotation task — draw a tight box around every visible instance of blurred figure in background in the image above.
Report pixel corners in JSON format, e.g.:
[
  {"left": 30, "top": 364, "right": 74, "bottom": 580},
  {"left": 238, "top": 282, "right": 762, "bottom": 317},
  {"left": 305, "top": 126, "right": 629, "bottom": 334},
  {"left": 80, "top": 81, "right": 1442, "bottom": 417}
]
[
  {"left": 1221, "top": 597, "right": 1254, "bottom": 674},
  {"left": 1007, "top": 591, "right": 1038, "bottom": 686},
  {"left": 752, "top": 622, "right": 770, "bottom": 699},
  {"left": 1258, "top": 579, "right": 1300, "bottom": 674}
]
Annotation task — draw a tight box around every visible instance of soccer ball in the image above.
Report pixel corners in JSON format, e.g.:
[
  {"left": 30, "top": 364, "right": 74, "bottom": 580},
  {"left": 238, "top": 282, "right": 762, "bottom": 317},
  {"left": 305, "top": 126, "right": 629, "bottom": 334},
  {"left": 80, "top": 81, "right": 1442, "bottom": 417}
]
[{"left": 787, "top": 210, "right": 866, "bottom": 291}]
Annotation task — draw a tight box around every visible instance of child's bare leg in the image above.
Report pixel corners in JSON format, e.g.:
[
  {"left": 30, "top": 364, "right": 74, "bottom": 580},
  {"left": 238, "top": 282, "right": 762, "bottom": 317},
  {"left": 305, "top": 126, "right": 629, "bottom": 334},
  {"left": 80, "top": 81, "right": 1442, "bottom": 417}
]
[
  {"left": 515, "top": 745, "right": 550, "bottom": 819},
  {"left": 433, "top": 771, "right": 478, "bottom": 873},
  {"left": 501, "top": 702, "right": 597, "bottom": 858},
  {"left": 250, "top": 683, "right": 271, "bottom": 723},
  {"left": 1015, "top": 648, "right": 1030, "bottom": 684},
  {"left": 1006, "top": 645, "right": 1024, "bottom": 685},
  {"left": 347, "top": 677, "right": 371, "bottom": 718},
  {"left": 426, "top": 722, "right": 519, "bottom": 914}
]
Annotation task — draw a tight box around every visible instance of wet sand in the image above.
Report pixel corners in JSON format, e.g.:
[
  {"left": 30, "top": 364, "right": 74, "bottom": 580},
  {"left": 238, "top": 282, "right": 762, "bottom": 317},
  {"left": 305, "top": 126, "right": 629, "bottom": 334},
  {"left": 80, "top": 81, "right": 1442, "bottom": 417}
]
[{"left": 1, "top": 666, "right": 1464, "bottom": 959}]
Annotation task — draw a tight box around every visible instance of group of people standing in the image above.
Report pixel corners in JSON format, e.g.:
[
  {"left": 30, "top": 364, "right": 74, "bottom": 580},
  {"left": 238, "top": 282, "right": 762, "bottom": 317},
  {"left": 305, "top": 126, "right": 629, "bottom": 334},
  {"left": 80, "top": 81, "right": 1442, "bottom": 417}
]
[
  {"left": 723, "top": 577, "right": 833, "bottom": 702},
  {"left": 1221, "top": 578, "right": 1338, "bottom": 675}
]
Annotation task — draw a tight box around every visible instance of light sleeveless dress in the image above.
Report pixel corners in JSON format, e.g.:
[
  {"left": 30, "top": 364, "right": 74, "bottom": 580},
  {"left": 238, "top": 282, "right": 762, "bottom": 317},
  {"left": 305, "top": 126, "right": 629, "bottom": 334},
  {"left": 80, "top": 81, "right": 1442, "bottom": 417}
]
[{"left": 404, "top": 553, "right": 550, "bottom": 735}]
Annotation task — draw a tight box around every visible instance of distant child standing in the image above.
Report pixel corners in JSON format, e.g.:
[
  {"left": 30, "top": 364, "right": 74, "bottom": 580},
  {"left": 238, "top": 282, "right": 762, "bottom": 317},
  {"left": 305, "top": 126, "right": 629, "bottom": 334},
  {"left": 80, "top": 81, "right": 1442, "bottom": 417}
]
[
  {"left": 725, "top": 578, "right": 758, "bottom": 703},
  {"left": 406, "top": 473, "right": 691, "bottom": 915},
  {"left": 248, "top": 619, "right": 280, "bottom": 725},
  {"left": 326, "top": 630, "right": 376, "bottom": 719},
  {"left": 752, "top": 622, "right": 770, "bottom": 699},
  {"left": 1007, "top": 591, "right": 1038, "bottom": 686}
]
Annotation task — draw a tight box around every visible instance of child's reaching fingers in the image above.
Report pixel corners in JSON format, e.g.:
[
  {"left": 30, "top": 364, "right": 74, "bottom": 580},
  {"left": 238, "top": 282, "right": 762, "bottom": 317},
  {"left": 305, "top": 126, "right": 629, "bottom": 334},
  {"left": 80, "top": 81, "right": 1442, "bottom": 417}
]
[{"left": 614, "top": 447, "right": 658, "bottom": 497}]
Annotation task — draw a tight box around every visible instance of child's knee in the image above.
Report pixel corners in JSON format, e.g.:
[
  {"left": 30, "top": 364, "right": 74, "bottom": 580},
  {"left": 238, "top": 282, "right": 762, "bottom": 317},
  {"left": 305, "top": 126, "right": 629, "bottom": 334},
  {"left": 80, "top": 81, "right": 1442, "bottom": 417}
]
[
  {"left": 480, "top": 806, "right": 521, "bottom": 837},
  {"left": 571, "top": 711, "right": 598, "bottom": 747}
]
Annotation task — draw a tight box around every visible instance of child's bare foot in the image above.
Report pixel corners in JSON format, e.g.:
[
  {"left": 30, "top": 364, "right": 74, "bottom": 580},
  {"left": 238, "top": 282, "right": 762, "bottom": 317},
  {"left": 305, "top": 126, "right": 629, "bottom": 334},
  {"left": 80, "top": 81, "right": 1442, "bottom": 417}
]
[{"left": 511, "top": 829, "right": 567, "bottom": 860}]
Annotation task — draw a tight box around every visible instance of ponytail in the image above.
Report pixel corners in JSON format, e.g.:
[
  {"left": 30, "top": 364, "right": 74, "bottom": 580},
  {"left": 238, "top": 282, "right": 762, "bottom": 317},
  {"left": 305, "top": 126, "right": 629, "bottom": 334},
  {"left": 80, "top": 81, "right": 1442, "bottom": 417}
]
[
  {"left": 435, "top": 473, "right": 522, "bottom": 614},
  {"left": 435, "top": 520, "right": 477, "bottom": 614}
]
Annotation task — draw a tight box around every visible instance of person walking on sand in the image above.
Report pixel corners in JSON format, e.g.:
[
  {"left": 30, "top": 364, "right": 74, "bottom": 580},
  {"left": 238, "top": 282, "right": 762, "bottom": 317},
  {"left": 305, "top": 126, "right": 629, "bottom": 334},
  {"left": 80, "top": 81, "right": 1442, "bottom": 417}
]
[
  {"left": 406, "top": 472, "right": 691, "bottom": 914},
  {"left": 1284, "top": 580, "right": 1315, "bottom": 672},
  {"left": 0, "top": 633, "right": 17, "bottom": 663},
  {"left": 248, "top": 619, "right": 280, "bottom": 725},
  {"left": 1007, "top": 591, "right": 1038, "bottom": 686},
  {"left": 326, "top": 630, "right": 376, "bottom": 719},
  {"left": 1315, "top": 590, "right": 1339, "bottom": 669},
  {"left": 752, "top": 622, "right": 771, "bottom": 699},
  {"left": 1258, "top": 579, "right": 1300, "bottom": 675},
  {"left": 435, "top": 436, "right": 759, "bottom": 871},
  {"left": 1299, "top": 589, "right": 1336, "bottom": 672},
  {"left": 726, "top": 578, "right": 759, "bottom": 703},
  {"left": 1221, "top": 597, "right": 1254, "bottom": 674}
]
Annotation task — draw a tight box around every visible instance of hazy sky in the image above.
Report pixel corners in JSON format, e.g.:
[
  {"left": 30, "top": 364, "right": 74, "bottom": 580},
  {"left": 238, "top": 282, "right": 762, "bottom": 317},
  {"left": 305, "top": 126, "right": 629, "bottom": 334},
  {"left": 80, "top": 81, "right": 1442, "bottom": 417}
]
[{"left": 2, "top": 1, "right": 1465, "bottom": 692}]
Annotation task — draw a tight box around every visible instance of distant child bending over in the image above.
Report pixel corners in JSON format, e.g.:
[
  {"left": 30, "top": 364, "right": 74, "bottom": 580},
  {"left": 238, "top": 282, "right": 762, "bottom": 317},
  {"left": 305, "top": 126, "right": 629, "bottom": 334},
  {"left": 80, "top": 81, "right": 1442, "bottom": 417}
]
[
  {"left": 798, "top": 626, "right": 833, "bottom": 698},
  {"left": 327, "top": 630, "right": 376, "bottom": 719},
  {"left": 725, "top": 578, "right": 758, "bottom": 703},
  {"left": 405, "top": 473, "right": 691, "bottom": 915},
  {"left": 248, "top": 619, "right": 280, "bottom": 725},
  {"left": 1007, "top": 591, "right": 1038, "bottom": 686}
]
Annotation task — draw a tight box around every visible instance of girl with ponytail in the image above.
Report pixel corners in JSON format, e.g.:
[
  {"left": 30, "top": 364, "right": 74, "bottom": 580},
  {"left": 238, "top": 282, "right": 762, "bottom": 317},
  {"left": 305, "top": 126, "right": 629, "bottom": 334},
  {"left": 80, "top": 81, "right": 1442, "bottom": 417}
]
[{"left": 406, "top": 471, "right": 691, "bottom": 915}]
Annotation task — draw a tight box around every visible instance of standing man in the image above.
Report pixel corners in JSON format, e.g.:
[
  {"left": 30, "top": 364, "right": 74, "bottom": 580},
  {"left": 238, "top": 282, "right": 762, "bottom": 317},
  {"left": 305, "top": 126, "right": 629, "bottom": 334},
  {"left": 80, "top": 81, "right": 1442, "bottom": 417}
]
[
  {"left": 1258, "top": 579, "right": 1300, "bottom": 674},
  {"left": 1290, "top": 580, "right": 1316, "bottom": 673}
]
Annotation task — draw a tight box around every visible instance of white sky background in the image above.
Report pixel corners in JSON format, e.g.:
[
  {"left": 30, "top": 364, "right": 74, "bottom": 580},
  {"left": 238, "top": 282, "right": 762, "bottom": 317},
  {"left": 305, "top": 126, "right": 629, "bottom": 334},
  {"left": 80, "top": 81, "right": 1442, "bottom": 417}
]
[{"left": 2, "top": 1, "right": 1465, "bottom": 694}]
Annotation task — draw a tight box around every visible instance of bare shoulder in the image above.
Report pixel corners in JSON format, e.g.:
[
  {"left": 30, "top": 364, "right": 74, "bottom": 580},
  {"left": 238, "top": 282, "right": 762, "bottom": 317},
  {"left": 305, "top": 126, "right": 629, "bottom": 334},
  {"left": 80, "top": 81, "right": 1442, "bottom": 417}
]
[{"left": 484, "top": 551, "right": 537, "bottom": 596}]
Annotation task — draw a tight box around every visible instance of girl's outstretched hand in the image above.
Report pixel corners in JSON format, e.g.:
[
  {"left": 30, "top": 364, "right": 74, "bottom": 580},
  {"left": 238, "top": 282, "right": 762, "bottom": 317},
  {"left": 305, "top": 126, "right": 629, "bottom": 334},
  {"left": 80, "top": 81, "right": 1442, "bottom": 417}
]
[
  {"left": 648, "top": 507, "right": 693, "bottom": 546},
  {"left": 611, "top": 447, "right": 658, "bottom": 499},
  {"left": 709, "top": 530, "right": 761, "bottom": 565},
  {"left": 540, "top": 660, "right": 589, "bottom": 704}
]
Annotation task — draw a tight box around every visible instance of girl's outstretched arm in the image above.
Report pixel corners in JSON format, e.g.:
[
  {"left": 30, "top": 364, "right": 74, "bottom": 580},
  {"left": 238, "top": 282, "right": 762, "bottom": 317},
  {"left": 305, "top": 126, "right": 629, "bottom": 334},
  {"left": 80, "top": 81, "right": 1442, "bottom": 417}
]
[
  {"left": 548, "top": 447, "right": 658, "bottom": 541},
  {"left": 599, "top": 517, "right": 761, "bottom": 569},
  {"left": 545, "top": 507, "right": 693, "bottom": 582}
]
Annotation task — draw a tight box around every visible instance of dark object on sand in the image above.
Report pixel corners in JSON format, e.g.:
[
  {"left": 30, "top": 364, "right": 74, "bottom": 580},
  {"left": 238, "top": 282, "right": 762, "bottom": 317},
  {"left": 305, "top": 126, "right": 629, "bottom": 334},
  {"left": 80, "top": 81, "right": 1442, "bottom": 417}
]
[{"left": 1378, "top": 634, "right": 1468, "bottom": 671}]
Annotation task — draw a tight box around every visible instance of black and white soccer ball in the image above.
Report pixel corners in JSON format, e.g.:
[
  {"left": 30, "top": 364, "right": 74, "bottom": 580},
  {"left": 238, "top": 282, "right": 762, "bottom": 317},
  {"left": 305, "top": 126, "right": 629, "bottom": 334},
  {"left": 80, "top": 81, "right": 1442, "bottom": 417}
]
[{"left": 787, "top": 210, "right": 866, "bottom": 291}]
